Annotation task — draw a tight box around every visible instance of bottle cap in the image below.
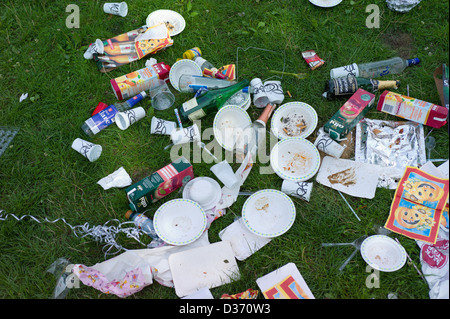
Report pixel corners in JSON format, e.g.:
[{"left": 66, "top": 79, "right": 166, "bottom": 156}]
[
  {"left": 330, "top": 63, "right": 359, "bottom": 78},
  {"left": 139, "top": 91, "right": 147, "bottom": 98},
  {"left": 91, "top": 102, "right": 108, "bottom": 116},
  {"left": 125, "top": 210, "right": 133, "bottom": 219},
  {"left": 407, "top": 58, "right": 420, "bottom": 66}
]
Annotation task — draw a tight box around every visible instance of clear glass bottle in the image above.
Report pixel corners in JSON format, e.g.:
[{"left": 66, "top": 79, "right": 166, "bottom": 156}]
[
  {"left": 178, "top": 74, "right": 236, "bottom": 93},
  {"left": 324, "top": 76, "right": 400, "bottom": 99},
  {"left": 81, "top": 91, "right": 147, "bottom": 136},
  {"left": 177, "top": 79, "right": 250, "bottom": 122},
  {"left": 330, "top": 57, "right": 420, "bottom": 79},
  {"left": 125, "top": 210, "right": 158, "bottom": 239}
]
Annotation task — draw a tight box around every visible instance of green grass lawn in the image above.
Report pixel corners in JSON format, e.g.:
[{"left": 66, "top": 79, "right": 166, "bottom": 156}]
[{"left": 0, "top": 0, "right": 448, "bottom": 300}]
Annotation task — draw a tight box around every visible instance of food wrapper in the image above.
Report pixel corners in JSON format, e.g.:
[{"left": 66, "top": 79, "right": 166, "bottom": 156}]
[
  {"left": 94, "top": 23, "right": 173, "bottom": 73},
  {"left": 221, "top": 289, "right": 258, "bottom": 299},
  {"left": 302, "top": 50, "right": 325, "bottom": 70},
  {"left": 384, "top": 166, "right": 449, "bottom": 244},
  {"left": 355, "top": 119, "right": 426, "bottom": 189}
]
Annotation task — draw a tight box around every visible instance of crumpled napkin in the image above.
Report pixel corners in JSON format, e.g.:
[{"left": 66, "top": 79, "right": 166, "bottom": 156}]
[{"left": 97, "top": 167, "right": 132, "bottom": 190}]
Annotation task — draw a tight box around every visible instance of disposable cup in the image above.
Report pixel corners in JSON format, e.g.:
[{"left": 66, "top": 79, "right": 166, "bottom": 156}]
[
  {"left": 281, "top": 180, "right": 313, "bottom": 202},
  {"left": 210, "top": 160, "right": 239, "bottom": 189},
  {"left": 151, "top": 116, "right": 177, "bottom": 135},
  {"left": 264, "top": 80, "right": 285, "bottom": 105},
  {"left": 83, "top": 39, "right": 104, "bottom": 60},
  {"left": 170, "top": 124, "right": 200, "bottom": 145},
  {"left": 150, "top": 80, "right": 175, "bottom": 110},
  {"left": 103, "top": 2, "right": 128, "bottom": 17},
  {"left": 115, "top": 107, "right": 146, "bottom": 130},
  {"left": 71, "top": 138, "right": 102, "bottom": 162},
  {"left": 250, "top": 78, "right": 270, "bottom": 108},
  {"left": 314, "top": 128, "right": 345, "bottom": 158}
]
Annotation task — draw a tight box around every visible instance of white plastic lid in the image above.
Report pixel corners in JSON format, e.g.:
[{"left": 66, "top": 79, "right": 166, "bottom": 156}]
[{"left": 330, "top": 63, "right": 359, "bottom": 78}]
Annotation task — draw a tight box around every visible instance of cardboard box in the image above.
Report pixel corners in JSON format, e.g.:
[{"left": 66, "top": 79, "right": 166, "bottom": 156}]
[
  {"left": 377, "top": 90, "right": 448, "bottom": 128},
  {"left": 125, "top": 157, "right": 194, "bottom": 212},
  {"left": 324, "top": 88, "right": 375, "bottom": 141},
  {"left": 111, "top": 62, "right": 170, "bottom": 100}
]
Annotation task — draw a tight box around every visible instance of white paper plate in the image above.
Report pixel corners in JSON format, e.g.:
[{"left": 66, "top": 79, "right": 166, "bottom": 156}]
[
  {"left": 309, "top": 0, "right": 343, "bottom": 8},
  {"left": 169, "top": 59, "right": 202, "bottom": 92},
  {"left": 360, "top": 235, "right": 407, "bottom": 272},
  {"left": 242, "top": 189, "right": 296, "bottom": 238},
  {"left": 270, "top": 137, "right": 321, "bottom": 182},
  {"left": 271, "top": 102, "right": 318, "bottom": 140},
  {"left": 169, "top": 241, "right": 240, "bottom": 297},
  {"left": 213, "top": 105, "right": 252, "bottom": 151},
  {"left": 182, "top": 177, "right": 222, "bottom": 211},
  {"left": 146, "top": 9, "right": 186, "bottom": 36},
  {"left": 153, "top": 199, "right": 207, "bottom": 245}
]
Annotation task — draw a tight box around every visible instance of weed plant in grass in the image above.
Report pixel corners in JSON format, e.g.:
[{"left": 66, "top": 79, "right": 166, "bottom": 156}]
[{"left": 0, "top": 0, "right": 448, "bottom": 300}]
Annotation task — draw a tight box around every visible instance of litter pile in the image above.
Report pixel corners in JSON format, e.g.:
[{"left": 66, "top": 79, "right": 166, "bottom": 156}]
[{"left": 1, "top": 1, "right": 448, "bottom": 300}]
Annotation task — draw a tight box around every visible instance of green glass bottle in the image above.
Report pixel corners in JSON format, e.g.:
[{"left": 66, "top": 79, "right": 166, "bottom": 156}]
[
  {"left": 324, "top": 76, "right": 400, "bottom": 100},
  {"left": 177, "top": 79, "right": 250, "bottom": 122}
]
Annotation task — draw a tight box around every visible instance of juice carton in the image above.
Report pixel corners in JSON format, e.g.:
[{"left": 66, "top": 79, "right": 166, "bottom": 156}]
[
  {"left": 111, "top": 62, "right": 171, "bottom": 100},
  {"left": 377, "top": 90, "right": 448, "bottom": 128},
  {"left": 125, "top": 157, "right": 194, "bottom": 213},
  {"left": 324, "top": 88, "right": 375, "bottom": 141}
]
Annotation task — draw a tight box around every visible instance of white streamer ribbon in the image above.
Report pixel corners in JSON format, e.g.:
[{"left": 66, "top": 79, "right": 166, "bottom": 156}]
[{"left": 0, "top": 210, "right": 157, "bottom": 259}]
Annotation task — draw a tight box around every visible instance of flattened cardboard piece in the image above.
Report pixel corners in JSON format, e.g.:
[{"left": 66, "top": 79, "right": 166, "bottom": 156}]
[
  {"left": 385, "top": 167, "right": 449, "bottom": 244},
  {"left": 256, "top": 263, "right": 314, "bottom": 299},
  {"left": 316, "top": 156, "right": 380, "bottom": 199}
]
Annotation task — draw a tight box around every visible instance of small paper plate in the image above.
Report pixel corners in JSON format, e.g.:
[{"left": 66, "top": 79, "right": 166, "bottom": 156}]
[
  {"left": 213, "top": 105, "right": 252, "bottom": 151},
  {"left": 309, "top": 0, "right": 343, "bottom": 8},
  {"left": 270, "top": 137, "right": 321, "bottom": 182},
  {"left": 153, "top": 199, "right": 207, "bottom": 246},
  {"left": 271, "top": 102, "right": 318, "bottom": 140},
  {"left": 360, "top": 235, "right": 407, "bottom": 272},
  {"left": 182, "top": 177, "right": 222, "bottom": 211},
  {"left": 242, "top": 189, "right": 296, "bottom": 238},
  {"left": 169, "top": 59, "right": 202, "bottom": 92},
  {"left": 146, "top": 9, "right": 186, "bottom": 36}
]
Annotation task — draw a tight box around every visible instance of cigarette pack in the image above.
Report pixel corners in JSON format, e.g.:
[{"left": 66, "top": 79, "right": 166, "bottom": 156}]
[
  {"left": 323, "top": 88, "right": 375, "bottom": 141},
  {"left": 377, "top": 90, "right": 448, "bottom": 128},
  {"left": 125, "top": 157, "right": 194, "bottom": 213}
]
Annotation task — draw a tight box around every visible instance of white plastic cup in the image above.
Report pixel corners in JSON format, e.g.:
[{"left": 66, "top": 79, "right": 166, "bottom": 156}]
[
  {"left": 115, "top": 107, "right": 146, "bottom": 130},
  {"left": 151, "top": 116, "right": 177, "bottom": 135},
  {"left": 71, "top": 138, "right": 102, "bottom": 162},
  {"left": 314, "top": 128, "right": 345, "bottom": 158},
  {"left": 83, "top": 39, "right": 104, "bottom": 60},
  {"left": 264, "top": 80, "right": 284, "bottom": 105},
  {"left": 170, "top": 124, "right": 201, "bottom": 145},
  {"left": 210, "top": 160, "right": 239, "bottom": 189},
  {"left": 330, "top": 63, "right": 359, "bottom": 79},
  {"left": 250, "top": 78, "right": 270, "bottom": 108},
  {"left": 103, "top": 2, "right": 128, "bottom": 17},
  {"left": 281, "top": 180, "right": 313, "bottom": 202}
]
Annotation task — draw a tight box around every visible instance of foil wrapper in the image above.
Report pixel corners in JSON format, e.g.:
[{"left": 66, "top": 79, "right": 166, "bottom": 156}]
[
  {"left": 355, "top": 119, "right": 426, "bottom": 189},
  {"left": 386, "top": 0, "right": 423, "bottom": 13}
]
